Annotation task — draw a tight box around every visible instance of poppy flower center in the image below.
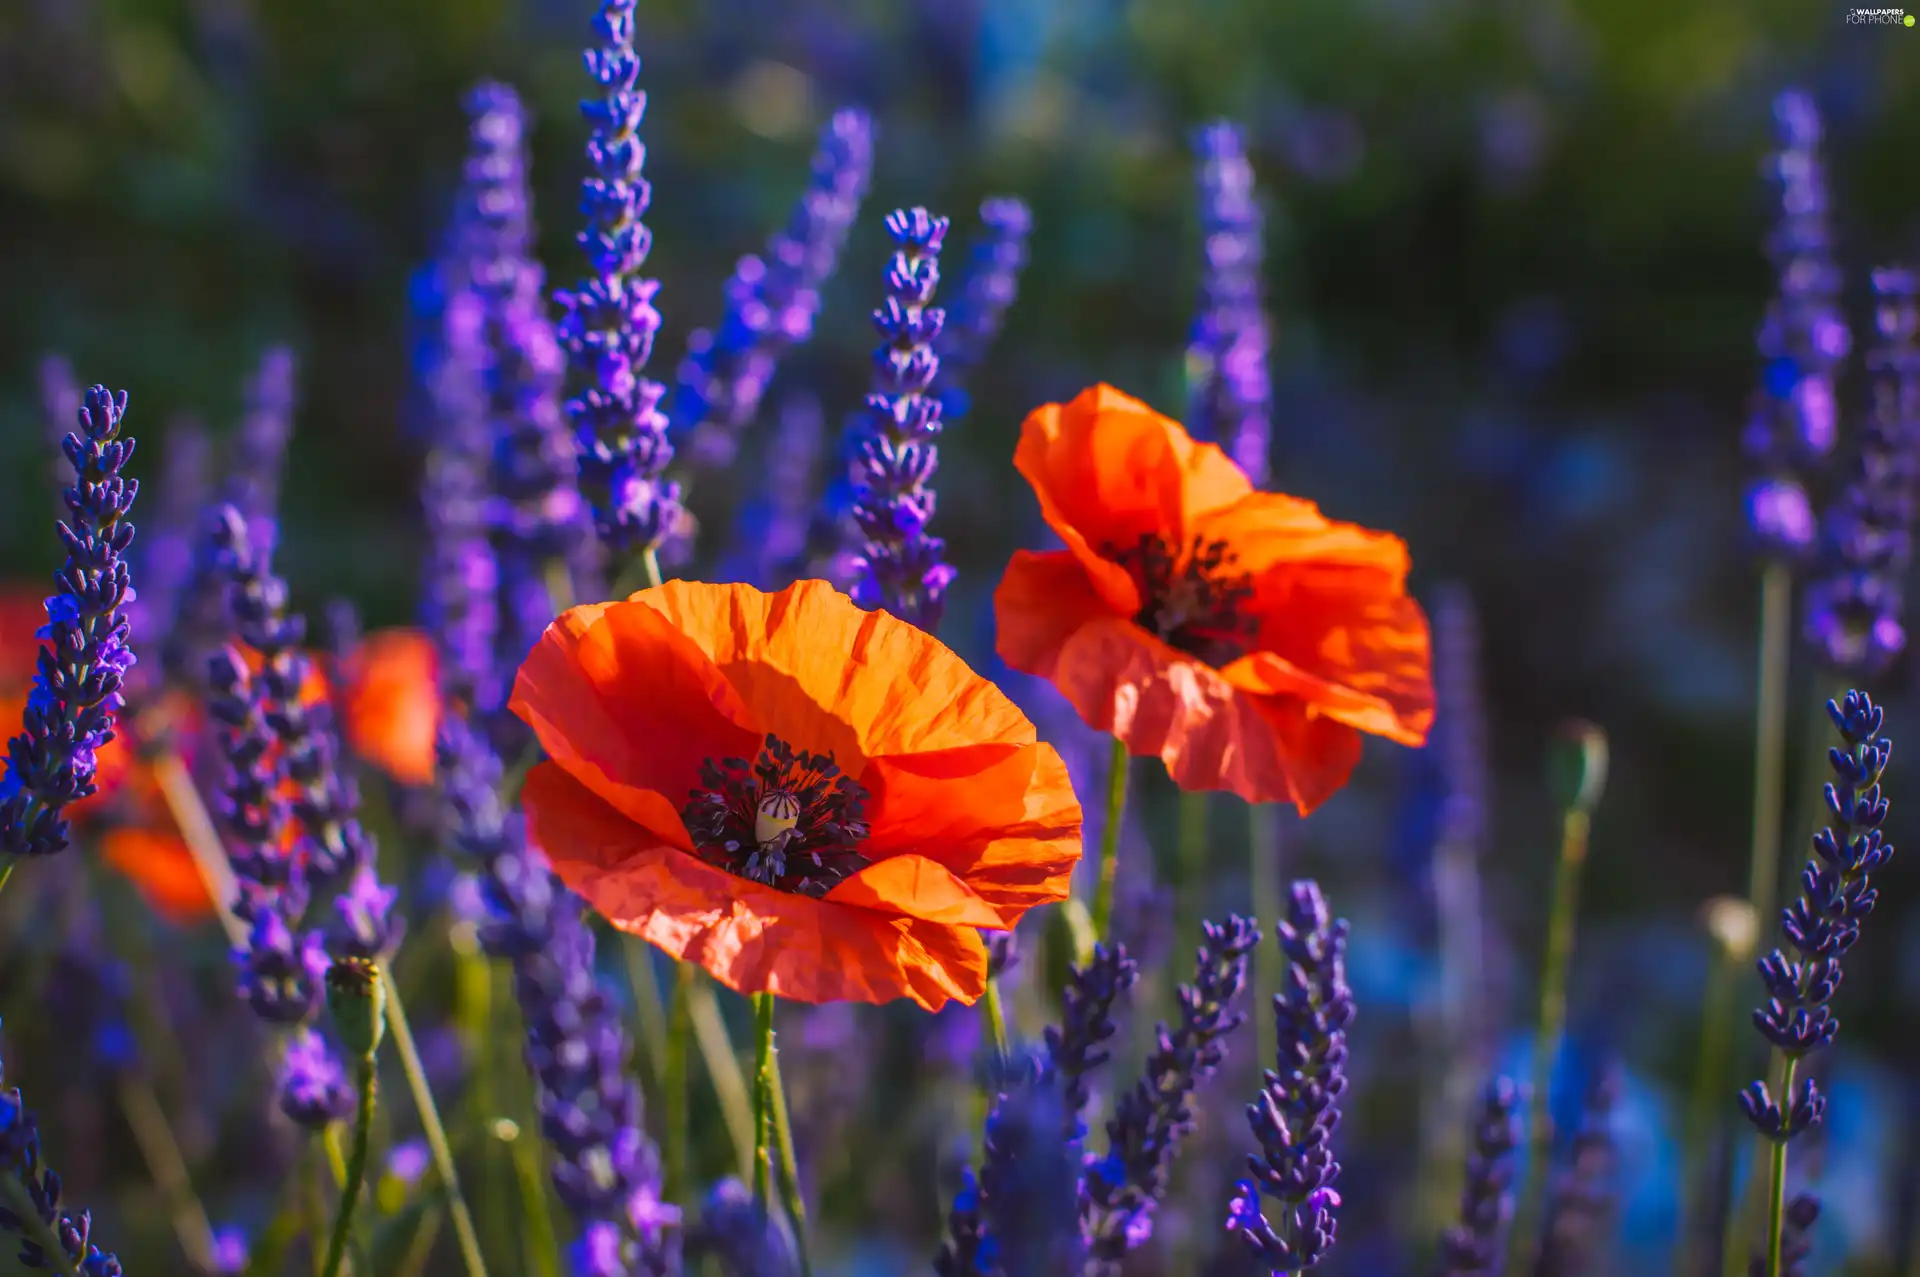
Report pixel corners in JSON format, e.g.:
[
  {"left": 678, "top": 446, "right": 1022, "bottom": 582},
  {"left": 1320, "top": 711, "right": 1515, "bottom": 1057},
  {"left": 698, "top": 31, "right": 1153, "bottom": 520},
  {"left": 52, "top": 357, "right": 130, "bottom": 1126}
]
[
  {"left": 682, "top": 733, "right": 872, "bottom": 898},
  {"left": 1107, "top": 533, "right": 1258, "bottom": 667}
]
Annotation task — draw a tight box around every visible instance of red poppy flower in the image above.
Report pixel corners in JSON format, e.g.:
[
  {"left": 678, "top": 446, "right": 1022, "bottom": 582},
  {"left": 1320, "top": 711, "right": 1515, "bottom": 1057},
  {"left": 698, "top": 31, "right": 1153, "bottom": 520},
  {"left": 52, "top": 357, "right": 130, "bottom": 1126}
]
[
  {"left": 338, "top": 628, "right": 440, "bottom": 786},
  {"left": 994, "top": 384, "right": 1434, "bottom": 812},
  {"left": 510, "top": 579, "right": 1083, "bottom": 1010},
  {"left": 100, "top": 826, "right": 212, "bottom": 923}
]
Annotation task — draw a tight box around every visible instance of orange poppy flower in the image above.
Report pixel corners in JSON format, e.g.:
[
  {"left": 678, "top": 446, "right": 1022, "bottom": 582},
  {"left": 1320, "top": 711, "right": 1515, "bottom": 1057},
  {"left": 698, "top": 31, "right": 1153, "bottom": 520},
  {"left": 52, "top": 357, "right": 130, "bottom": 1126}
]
[
  {"left": 994, "top": 384, "right": 1434, "bottom": 812},
  {"left": 509, "top": 579, "right": 1083, "bottom": 1010},
  {"left": 338, "top": 628, "right": 440, "bottom": 786},
  {"left": 100, "top": 826, "right": 213, "bottom": 923}
]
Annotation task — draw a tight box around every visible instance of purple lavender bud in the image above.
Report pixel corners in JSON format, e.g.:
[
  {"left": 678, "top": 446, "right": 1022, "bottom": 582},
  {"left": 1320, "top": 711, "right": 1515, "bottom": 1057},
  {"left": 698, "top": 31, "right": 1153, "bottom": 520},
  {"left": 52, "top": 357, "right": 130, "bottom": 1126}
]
[
  {"left": 331, "top": 863, "right": 402, "bottom": 959},
  {"left": 1803, "top": 266, "right": 1919, "bottom": 674},
  {"left": 1227, "top": 883, "right": 1353, "bottom": 1274},
  {"left": 461, "top": 84, "right": 589, "bottom": 569},
  {"left": 226, "top": 347, "right": 296, "bottom": 558},
  {"left": 977, "top": 1067, "right": 1084, "bottom": 1277},
  {"left": 1534, "top": 1065, "right": 1620, "bottom": 1277},
  {"left": 932, "top": 196, "right": 1032, "bottom": 424},
  {"left": 687, "top": 1177, "right": 795, "bottom": 1277},
  {"left": 1186, "top": 122, "right": 1273, "bottom": 486},
  {"left": 985, "top": 928, "right": 1020, "bottom": 980},
  {"left": 1745, "top": 90, "right": 1850, "bottom": 562},
  {"left": 715, "top": 394, "right": 827, "bottom": 588},
  {"left": 556, "top": 0, "right": 683, "bottom": 555},
  {"left": 1083, "top": 915, "right": 1261, "bottom": 1269},
  {"left": 383, "top": 1138, "right": 431, "bottom": 1188},
  {"left": 277, "top": 1026, "right": 354, "bottom": 1130},
  {"left": 1437, "top": 1077, "right": 1526, "bottom": 1276},
  {"left": 846, "top": 207, "right": 954, "bottom": 629},
  {"left": 1, "top": 385, "right": 139, "bottom": 860},
  {"left": 0, "top": 1022, "right": 125, "bottom": 1275},
  {"left": 236, "top": 906, "right": 328, "bottom": 1024},
  {"left": 1740, "top": 690, "right": 1894, "bottom": 1142},
  {"left": 672, "top": 108, "right": 875, "bottom": 472},
  {"left": 1044, "top": 943, "right": 1139, "bottom": 1146}
]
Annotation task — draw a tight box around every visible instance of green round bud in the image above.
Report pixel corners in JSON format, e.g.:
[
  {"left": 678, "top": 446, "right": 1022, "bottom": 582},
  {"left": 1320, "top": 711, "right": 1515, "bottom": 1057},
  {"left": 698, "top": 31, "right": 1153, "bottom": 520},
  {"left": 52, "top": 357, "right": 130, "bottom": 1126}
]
[
  {"left": 1547, "top": 719, "right": 1609, "bottom": 815},
  {"left": 326, "top": 958, "right": 387, "bottom": 1060}
]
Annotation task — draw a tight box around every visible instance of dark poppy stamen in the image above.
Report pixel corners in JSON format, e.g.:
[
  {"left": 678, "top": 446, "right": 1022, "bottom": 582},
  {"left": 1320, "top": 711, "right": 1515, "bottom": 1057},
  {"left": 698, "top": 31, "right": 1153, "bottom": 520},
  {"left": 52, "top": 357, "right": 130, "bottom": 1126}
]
[
  {"left": 1105, "top": 532, "right": 1258, "bottom": 666},
  {"left": 682, "top": 733, "right": 872, "bottom": 897}
]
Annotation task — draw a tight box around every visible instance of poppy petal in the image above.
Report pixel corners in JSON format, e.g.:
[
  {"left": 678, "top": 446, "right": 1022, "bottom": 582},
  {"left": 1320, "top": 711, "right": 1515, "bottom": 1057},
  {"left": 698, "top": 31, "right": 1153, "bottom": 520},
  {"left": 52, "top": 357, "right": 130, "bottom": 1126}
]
[
  {"left": 527, "top": 763, "right": 987, "bottom": 1009},
  {"left": 861, "top": 741, "right": 1081, "bottom": 926},
  {"left": 511, "top": 600, "right": 762, "bottom": 846},
  {"left": 1221, "top": 594, "right": 1434, "bottom": 746},
  {"left": 634, "top": 579, "right": 1037, "bottom": 768},
  {"left": 823, "top": 855, "right": 1005, "bottom": 928},
  {"left": 1014, "top": 384, "right": 1252, "bottom": 614}
]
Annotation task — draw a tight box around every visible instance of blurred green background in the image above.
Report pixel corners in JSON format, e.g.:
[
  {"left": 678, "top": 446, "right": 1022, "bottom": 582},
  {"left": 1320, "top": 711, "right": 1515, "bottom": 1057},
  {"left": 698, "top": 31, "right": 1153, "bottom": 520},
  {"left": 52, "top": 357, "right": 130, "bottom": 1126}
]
[{"left": 7, "top": 0, "right": 1920, "bottom": 1269}]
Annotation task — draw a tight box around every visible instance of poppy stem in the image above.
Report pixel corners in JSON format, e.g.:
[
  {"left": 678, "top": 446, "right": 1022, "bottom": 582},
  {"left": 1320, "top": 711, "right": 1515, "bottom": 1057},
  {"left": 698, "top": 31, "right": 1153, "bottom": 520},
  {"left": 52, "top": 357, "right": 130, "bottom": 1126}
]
[
  {"left": 319, "top": 1055, "right": 377, "bottom": 1277},
  {"left": 751, "top": 991, "right": 777, "bottom": 1209},
  {"left": 1508, "top": 805, "right": 1593, "bottom": 1275},
  {"left": 1248, "top": 802, "right": 1282, "bottom": 1053},
  {"left": 381, "top": 967, "right": 491, "bottom": 1277},
  {"left": 663, "top": 963, "right": 692, "bottom": 1202},
  {"left": 1088, "top": 735, "right": 1130, "bottom": 942},
  {"left": 767, "top": 1045, "right": 814, "bottom": 1277}
]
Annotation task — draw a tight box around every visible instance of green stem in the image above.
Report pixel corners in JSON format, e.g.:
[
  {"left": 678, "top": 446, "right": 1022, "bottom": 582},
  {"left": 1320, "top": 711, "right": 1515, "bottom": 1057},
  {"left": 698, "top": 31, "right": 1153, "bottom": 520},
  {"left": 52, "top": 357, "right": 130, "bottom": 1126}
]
[
  {"left": 621, "top": 935, "right": 670, "bottom": 1092},
  {"left": 767, "top": 1043, "right": 813, "bottom": 1277},
  {"left": 304, "top": 1146, "right": 326, "bottom": 1277},
  {"left": 1174, "top": 790, "right": 1210, "bottom": 966},
  {"left": 1509, "top": 807, "right": 1592, "bottom": 1274},
  {"left": 751, "top": 992, "right": 777, "bottom": 1209},
  {"left": 380, "top": 969, "right": 489, "bottom": 1277},
  {"left": 664, "top": 962, "right": 693, "bottom": 1202},
  {"left": 0, "top": 1171, "right": 84, "bottom": 1277},
  {"left": 394, "top": 1207, "right": 445, "bottom": 1277},
  {"left": 982, "top": 977, "right": 1012, "bottom": 1061},
  {"left": 688, "top": 972, "right": 756, "bottom": 1178},
  {"left": 1762, "top": 1057, "right": 1797, "bottom": 1277},
  {"left": 152, "top": 748, "right": 246, "bottom": 947},
  {"left": 115, "top": 1073, "right": 219, "bottom": 1271},
  {"left": 0, "top": 860, "right": 14, "bottom": 900},
  {"left": 1676, "top": 937, "right": 1741, "bottom": 1277},
  {"left": 320, "top": 1058, "right": 378, "bottom": 1277},
  {"left": 454, "top": 938, "right": 509, "bottom": 1267},
  {"left": 1744, "top": 563, "right": 1794, "bottom": 961},
  {"left": 1087, "top": 736, "right": 1130, "bottom": 943},
  {"left": 542, "top": 558, "right": 575, "bottom": 614},
  {"left": 506, "top": 1124, "right": 562, "bottom": 1277},
  {"left": 1248, "top": 802, "right": 1283, "bottom": 1052}
]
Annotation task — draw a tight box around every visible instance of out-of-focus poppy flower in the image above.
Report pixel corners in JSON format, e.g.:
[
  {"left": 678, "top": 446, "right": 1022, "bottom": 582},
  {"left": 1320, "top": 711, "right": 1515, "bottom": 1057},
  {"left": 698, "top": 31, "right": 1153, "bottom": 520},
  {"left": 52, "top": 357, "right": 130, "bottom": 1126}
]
[
  {"left": 510, "top": 579, "right": 1082, "bottom": 1010},
  {"left": 100, "top": 826, "right": 212, "bottom": 923},
  {"left": 338, "top": 628, "right": 439, "bottom": 786},
  {"left": 994, "top": 385, "right": 1433, "bottom": 812}
]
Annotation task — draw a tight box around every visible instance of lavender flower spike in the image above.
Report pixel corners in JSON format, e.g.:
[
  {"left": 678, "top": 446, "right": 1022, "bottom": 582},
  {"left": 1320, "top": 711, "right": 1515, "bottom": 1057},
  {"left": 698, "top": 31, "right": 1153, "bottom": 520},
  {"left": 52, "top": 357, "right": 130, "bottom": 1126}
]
[
  {"left": 1437, "top": 1077, "right": 1525, "bottom": 1277},
  {"left": 1228, "top": 881, "right": 1353, "bottom": 1274},
  {"left": 847, "top": 207, "right": 954, "bottom": 629},
  {"left": 1186, "top": 122, "right": 1273, "bottom": 486},
  {"left": 1803, "top": 266, "right": 1920, "bottom": 675},
  {"left": 0, "top": 1020, "right": 126, "bottom": 1275},
  {"left": 1739, "top": 690, "right": 1894, "bottom": 1142},
  {"left": 1743, "top": 89, "right": 1849, "bottom": 562},
  {"left": 556, "top": 0, "right": 682, "bottom": 554},
  {"left": 225, "top": 347, "right": 297, "bottom": 558},
  {"left": 672, "top": 107, "right": 875, "bottom": 471},
  {"left": 936, "top": 1051, "right": 1084, "bottom": 1277},
  {"left": 1045, "top": 942, "right": 1139, "bottom": 1146},
  {"left": 933, "top": 196, "right": 1034, "bottom": 424},
  {"left": 1, "top": 385, "right": 138, "bottom": 861},
  {"left": 1082, "top": 915, "right": 1261, "bottom": 1270}
]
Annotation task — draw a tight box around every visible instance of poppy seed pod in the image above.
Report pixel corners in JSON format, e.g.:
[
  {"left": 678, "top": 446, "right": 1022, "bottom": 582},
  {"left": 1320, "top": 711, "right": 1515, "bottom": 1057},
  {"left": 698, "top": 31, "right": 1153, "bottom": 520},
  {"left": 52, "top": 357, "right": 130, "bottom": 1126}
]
[{"left": 325, "top": 958, "right": 387, "bottom": 1061}]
